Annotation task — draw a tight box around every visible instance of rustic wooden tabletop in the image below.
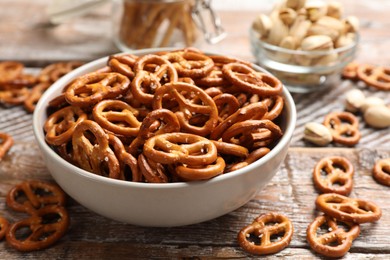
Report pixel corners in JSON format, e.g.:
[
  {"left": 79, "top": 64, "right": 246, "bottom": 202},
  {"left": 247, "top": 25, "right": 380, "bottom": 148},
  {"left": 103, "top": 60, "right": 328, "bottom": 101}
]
[{"left": 0, "top": 0, "right": 389, "bottom": 259}]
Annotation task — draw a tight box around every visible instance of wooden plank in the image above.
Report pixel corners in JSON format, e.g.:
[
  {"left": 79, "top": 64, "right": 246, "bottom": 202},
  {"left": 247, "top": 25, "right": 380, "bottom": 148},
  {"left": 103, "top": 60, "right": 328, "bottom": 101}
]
[
  {"left": 0, "top": 0, "right": 390, "bottom": 258},
  {"left": 1, "top": 1, "right": 390, "bottom": 65},
  {"left": 291, "top": 79, "right": 390, "bottom": 148},
  {"left": 0, "top": 0, "right": 116, "bottom": 66},
  {"left": 1, "top": 144, "right": 389, "bottom": 258}
]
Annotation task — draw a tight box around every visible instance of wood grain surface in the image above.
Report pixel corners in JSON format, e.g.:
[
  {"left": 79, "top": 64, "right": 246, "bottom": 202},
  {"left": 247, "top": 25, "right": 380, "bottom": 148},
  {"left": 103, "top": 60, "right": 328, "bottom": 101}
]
[
  {"left": 0, "top": 0, "right": 389, "bottom": 259},
  {"left": 1, "top": 145, "right": 389, "bottom": 259}
]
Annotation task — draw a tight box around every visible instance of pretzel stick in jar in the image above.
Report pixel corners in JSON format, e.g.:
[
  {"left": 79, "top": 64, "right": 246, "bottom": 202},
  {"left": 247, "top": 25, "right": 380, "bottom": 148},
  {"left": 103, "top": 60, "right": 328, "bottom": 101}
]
[
  {"left": 119, "top": 1, "right": 136, "bottom": 47},
  {"left": 140, "top": 6, "right": 175, "bottom": 48},
  {"left": 160, "top": 3, "right": 183, "bottom": 47},
  {"left": 120, "top": 1, "right": 151, "bottom": 48},
  {"left": 181, "top": 2, "right": 197, "bottom": 46},
  {"left": 118, "top": 0, "right": 197, "bottom": 49},
  {"left": 133, "top": 3, "right": 165, "bottom": 48}
]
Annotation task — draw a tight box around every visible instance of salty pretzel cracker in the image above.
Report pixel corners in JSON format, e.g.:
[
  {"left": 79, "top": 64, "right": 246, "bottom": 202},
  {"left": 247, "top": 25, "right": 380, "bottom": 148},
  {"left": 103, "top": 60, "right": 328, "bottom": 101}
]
[
  {"left": 373, "top": 158, "right": 390, "bottom": 186},
  {"left": 313, "top": 156, "right": 354, "bottom": 195},
  {"left": 238, "top": 212, "right": 293, "bottom": 255},
  {"left": 0, "top": 132, "right": 14, "bottom": 160},
  {"left": 315, "top": 193, "right": 382, "bottom": 224},
  {"left": 323, "top": 111, "right": 361, "bottom": 146},
  {"left": 357, "top": 64, "right": 390, "bottom": 91},
  {"left": 6, "top": 180, "right": 66, "bottom": 214},
  {"left": 0, "top": 217, "right": 9, "bottom": 241},
  {"left": 307, "top": 215, "right": 360, "bottom": 258},
  {"left": 6, "top": 205, "right": 70, "bottom": 252}
]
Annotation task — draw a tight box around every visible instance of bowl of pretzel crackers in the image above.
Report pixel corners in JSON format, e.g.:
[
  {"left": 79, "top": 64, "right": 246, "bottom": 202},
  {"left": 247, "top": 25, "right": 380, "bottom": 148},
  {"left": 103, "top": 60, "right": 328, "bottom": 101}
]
[{"left": 33, "top": 48, "right": 296, "bottom": 227}]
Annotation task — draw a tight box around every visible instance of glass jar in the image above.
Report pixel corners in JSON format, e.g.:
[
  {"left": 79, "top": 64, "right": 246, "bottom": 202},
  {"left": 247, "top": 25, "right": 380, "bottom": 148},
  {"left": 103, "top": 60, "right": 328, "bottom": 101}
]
[{"left": 111, "top": 0, "right": 225, "bottom": 51}]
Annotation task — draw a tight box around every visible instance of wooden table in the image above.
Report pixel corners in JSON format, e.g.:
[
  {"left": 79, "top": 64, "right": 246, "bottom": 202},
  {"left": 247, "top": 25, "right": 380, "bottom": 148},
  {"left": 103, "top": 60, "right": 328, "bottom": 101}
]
[{"left": 1, "top": 0, "right": 389, "bottom": 258}]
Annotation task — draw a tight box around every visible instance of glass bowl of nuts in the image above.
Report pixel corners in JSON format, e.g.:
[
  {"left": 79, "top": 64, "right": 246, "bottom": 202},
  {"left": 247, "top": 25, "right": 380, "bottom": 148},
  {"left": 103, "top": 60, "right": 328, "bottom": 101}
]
[{"left": 250, "top": 0, "right": 359, "bottom": 93}]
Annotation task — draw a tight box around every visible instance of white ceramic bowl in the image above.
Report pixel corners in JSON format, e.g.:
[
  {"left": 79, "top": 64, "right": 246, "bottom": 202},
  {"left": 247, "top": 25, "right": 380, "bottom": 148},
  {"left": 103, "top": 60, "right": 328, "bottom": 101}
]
[{"left": 33, "top": 48, "right": 297, "bottom": 227}]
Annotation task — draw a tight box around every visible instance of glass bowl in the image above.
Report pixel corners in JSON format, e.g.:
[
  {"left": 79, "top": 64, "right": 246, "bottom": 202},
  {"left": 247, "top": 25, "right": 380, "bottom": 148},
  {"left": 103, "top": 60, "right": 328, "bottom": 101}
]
[{"left": 250, "top": 28, "right": 359, "bottom": 93}]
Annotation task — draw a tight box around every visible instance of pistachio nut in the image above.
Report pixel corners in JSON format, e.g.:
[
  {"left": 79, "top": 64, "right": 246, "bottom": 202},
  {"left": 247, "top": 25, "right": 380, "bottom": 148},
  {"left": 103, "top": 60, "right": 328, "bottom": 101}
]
[
  {"left": 271, "top": 0, "right": 286, "bottom": 13},
  {"left": 279, "top": 8, "right": 297, "bottom": 26},
  {"left": 364, "top": 105, "right": 390, "bottom": 129},
  {"left": 273, "top": 36, "right": 297, "bottom": 62},
  {"left": 307, "top": 23, "right": 340, "bottom": 41},
  {"left": 280, "top": 36, "right": 297, "bottom": 49},
  {"left": 296, "top": 7, "right": 308, "bottom": 18},
  {"left": 308, "top": 16, "right": 344, "bottom": 41},
  {"left": 303, "top": 122, "right": 333, "bottom": 146},
  {"left": 294, "top": 49, "right": 312, "bottom": 66},
  {"left": 266, "top": 15, "right": 289, "bottom": 46},
  {"left": 360, "top": 96, "right": 386, "bottom": 113},
  {"left": 344, "top": 15, "right": 360, "bottom": 33},
  {"left": 312, "top": 52, "right": 338, "bottom": 66},
  {"left": 301, "top": 35, "right": 333, "bottom": 51},
  {"left": 289, "top": 17, "right": 312, "bottom": 44},
  {"left": 316, "top": 16, "right": 345, "bottom": 33},
  {"left": 305, "top": 0, "right": 328, "bottom": 22},
  {"left": 344, "top": 89, "right": 366, "bottom": 113},
  {"left": 286, "top": 0, "right": 306, "bottom": 10},
  {"left": 335, "top": 33, "right": 355, "bottom": 48},
  {"left": 326, "top": 1, "right": 343, "bottom": 19},
  {"left": 252, "top": 14, "right": 273, "bottom": 38}
]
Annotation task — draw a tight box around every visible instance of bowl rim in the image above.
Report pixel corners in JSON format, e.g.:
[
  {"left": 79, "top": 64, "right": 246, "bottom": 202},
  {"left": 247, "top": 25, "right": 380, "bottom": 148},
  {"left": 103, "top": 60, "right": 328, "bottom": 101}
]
[
  {"left": 250, "top": 27, "right": 360, "bottom": 56},
  {"left": 33, "top": 48, "right": 297, "bottom": 189}
]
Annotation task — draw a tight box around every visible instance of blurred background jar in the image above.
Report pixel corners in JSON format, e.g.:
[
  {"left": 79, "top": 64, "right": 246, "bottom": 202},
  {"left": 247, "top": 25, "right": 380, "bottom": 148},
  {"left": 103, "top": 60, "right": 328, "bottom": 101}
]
[{"left": 111, "top": 0, "right": 226, "bottom": 51}]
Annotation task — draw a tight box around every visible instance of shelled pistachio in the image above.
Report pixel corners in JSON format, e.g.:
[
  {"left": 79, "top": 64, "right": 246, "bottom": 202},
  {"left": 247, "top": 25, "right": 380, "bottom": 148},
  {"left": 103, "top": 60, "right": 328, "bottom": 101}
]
[
  {"left": 252, "top": 14, "right": 273, "bottom": 39},
  {"left": 327, "top": 1, "right": 343, "bottom": 19},
  {"left": 289, "top": 16, "right": 312, "bottom": 44},
  {"left": 274, "top": 36, "right": 297, "bottom": 62},
  {"left": 303, "top": 122, "right": 333, "bottom": 146},
  {"left": 344, "top": 89, "right": 366, "bottom": 113},
  {"left": 343, "top": 89, "right": 390, "bottom": 129},
  {"left": 305, "top": 0, "right": 328, "bottom": 22},
  {"left": 360, "top": 96, "right": 386, "bottom": 113},
  {"left": 296, "top": 35, "right": 334, "bottom": 66},
  {"left": 286, "top": 0, "right": 306, "bottom": 10},
  {"left": 364, "top": 106, "right": 390, "bottom": 129}
]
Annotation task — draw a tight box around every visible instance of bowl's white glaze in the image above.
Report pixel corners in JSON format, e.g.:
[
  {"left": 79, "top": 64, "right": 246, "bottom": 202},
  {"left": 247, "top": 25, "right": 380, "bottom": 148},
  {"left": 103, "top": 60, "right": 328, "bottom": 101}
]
[{"left": 33, "top": 48, "right": 297, "bottom": 227}]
